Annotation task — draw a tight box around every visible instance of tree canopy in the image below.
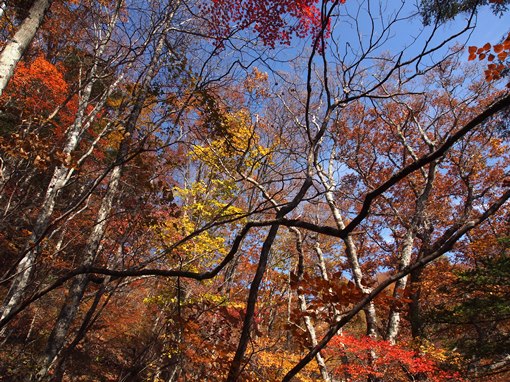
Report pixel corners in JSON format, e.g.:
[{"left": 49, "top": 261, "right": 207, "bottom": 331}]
[{"left": 0, "top": 0, "right": 509, "bottom": 381}]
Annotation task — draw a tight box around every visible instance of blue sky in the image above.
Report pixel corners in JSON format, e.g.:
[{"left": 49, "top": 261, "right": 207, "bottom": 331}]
[
  {"left": 333, "top": 1, "right": 510, "bottom": 67},
  {"left": 467, "top": 4, "right": 510, "bottom": 45},
  {"left": 260, "top": 1, "right": 509, "bottom": 76}
]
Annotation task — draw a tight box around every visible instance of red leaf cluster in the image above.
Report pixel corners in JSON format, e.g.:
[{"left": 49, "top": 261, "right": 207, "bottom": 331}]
[
  {"left": 468, "top": 32, "right": 510, "bottom": 86},
  {"left": 326, "top": 335, "right": 464, "bottom": 382},
  {"left": 201, "top": 0, "right": 346, "bottom": 48}
]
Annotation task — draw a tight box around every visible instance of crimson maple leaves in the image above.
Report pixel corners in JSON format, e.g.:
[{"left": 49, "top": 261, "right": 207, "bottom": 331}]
[
  {"left": 0, "top": 0, "right": 509, "bottom": 381},
  {"left": 203, "top": 0, "right": 346, "bottom": 47}
]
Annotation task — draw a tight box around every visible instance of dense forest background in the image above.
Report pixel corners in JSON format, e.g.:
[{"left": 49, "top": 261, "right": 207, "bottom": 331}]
[{"left": 0, "top": 0, "right": 509, "bottom": 381}]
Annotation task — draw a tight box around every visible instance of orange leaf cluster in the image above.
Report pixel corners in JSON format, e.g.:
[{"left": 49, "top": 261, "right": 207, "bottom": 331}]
[
  {"left": 7, "top": 55, "right": 69, "bottom": 116},
  {"left": 468, "top": 33, "right": 510, "bottom": 86}
]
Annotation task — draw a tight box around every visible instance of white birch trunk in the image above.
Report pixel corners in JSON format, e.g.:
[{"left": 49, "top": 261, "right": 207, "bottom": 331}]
[
  {"left": 385, "top": 162, "right": 436, "bottom": 344},
  {"left": 385, "top": 230, "right": 415, "bottom": 344},
  {"left": 0, "top": 14, "right": 118, "bottom": 324},
  {"left": 316, "top": 157, "right": 380, "bottom": 377},
  {"left": 0, "top": 2, "right": 6, "bottom": 20},
  {"left": 0, "top": 0, "right": 52, "bottom": 96},
  {"left": 37, "top": 166, "right": 122, "bottom": 380},
  {"left": 0, "top": 77, "right": 95, "bottom": 325},
  {"left": 37, "top": 7, "right": 175, "bottom": 376},
  {"left": 317, "top": 164, "right": 379, "bottom": 336},
  {"left": 290, "top": 227, "right": 331, "bottom": 382}
]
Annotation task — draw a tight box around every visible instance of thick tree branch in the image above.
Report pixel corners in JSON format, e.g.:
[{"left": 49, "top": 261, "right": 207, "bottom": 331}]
[
  {"left": 282, "top": 188, "right": 510, "bottom": 381},
  {"left": 343, "top": 93, "right": 510, "bottom": 234}
]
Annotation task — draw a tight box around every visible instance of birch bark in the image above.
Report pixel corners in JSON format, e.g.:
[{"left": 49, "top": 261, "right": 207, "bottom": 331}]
[
  {"left": 385, "top": 117, "right": 437, "bottom": 344},
  {"left": 0, "top": 0, "right": 52, "bottom": 96},
  {"left": 0, "top": 5, "right": 121, "bottom": 328},
  {"left": 316, "top": 157, "right": 379, "bottom": 337},
  {"left": 290, "top": 227, "right": 331, "bottom": 382},
  {"left": 36, "top": 7, "right": 177, "bottom": 377}
]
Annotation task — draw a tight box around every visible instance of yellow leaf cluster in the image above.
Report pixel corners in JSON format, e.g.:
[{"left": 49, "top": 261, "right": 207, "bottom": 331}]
[
  {"left": 418, "top": 338, "right": 462, "bottom": 367},
  {"left": 191, "top": 109, "right": 271, "bottom": 174},
  {"left": 255, "top": 348, "right": 320, "bottom": 382}
]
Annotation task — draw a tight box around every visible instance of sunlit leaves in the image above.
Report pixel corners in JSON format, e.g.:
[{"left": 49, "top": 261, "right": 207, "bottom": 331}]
[
  {"left": 201, "top": 0, "right": 346, "bottom": 47},
  {"left": 3, "top": 55, "right": 69, "bottom": 120},
  {"left": 468, "top": 32, "right": 510, "bottom": 85},
  {"left": 325, "top": 335, "right": 464, "bottom": 381}
]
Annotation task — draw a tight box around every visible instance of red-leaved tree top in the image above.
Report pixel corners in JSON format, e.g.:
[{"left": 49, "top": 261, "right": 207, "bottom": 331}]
[{"left": 202, "top": 0, "right": 345, "bottom": 47}]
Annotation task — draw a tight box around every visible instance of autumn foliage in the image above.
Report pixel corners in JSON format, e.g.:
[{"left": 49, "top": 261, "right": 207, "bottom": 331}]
[
  {"left": 0, "top": 0, "right": 509, "bottom": 381},
  {"left": 202, "top": 0, "right": 346, "bottom": 47},
  {"left": 325, "top": 334, "right": 464, "bottom": 381},
  {"left": 468, "top": 32, "right": 510, "bottom": 86}
]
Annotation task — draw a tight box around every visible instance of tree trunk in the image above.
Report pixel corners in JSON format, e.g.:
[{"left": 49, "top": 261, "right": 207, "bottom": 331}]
[
  {"left": 0, "top": 56, "right": 99, "bottom": 326},
  {"left": 385, "top": 231, "right": 415, "bottom": 344},
  {"left": 385, "top": 162, "right": 436, "bottom": 344},
  {"left": 0, "top": 0, "right": 52, "bottom": 96},
  {"left": 290, "top": 228, "right": 331, "bottom": 382},
  {"left": 316, "top": 158, "right": 380, "bottom": 379},
  {"left": 0, "top": 0, "right": 126, "bottom": 331},
  {"left": 409, "top": 267, "right": 424, "bottom": 339},
  {"left": 317, "top": 164, "right": 379, "bottom": 336},
  {"left": 36, "top": 166, "right": 121, "bottom": 380},
  {"left": 36, "top": 8, "right": 174, "bottom": 377}
]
